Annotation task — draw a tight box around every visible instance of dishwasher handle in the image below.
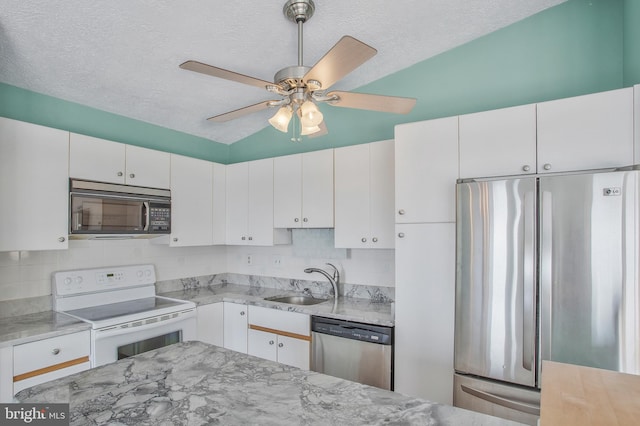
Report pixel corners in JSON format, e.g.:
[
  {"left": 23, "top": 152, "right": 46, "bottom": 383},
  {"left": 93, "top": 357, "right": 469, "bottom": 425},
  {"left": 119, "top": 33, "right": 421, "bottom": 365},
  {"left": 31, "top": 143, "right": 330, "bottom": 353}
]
[{"left": 311, "top": 317, "right": 393, "bottom": 345}]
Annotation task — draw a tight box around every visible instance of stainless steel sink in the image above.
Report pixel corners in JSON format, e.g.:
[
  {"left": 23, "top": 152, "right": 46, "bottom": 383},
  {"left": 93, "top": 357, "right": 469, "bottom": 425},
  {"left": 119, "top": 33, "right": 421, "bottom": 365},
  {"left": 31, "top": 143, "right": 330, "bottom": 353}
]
[{"left": 264, "top": 295, "right": 329, "bottom": 306}]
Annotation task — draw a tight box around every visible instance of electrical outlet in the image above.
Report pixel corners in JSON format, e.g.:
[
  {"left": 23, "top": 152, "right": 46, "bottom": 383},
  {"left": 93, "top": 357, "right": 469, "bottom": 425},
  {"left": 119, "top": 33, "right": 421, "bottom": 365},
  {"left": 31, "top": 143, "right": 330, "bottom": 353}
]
[
  {"left": 272, "top": 256, "right": 283, "bottom": 268},
  {"left": 246, "top": 254, "right": 252, "bottom": 265}
]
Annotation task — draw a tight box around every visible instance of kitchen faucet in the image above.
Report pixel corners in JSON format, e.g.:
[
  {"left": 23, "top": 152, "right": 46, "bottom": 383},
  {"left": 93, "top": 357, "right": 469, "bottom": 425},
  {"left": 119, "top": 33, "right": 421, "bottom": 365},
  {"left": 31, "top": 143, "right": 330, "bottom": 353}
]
[{"left": 304, "top": 263, "right": 340, "bottom": 300}]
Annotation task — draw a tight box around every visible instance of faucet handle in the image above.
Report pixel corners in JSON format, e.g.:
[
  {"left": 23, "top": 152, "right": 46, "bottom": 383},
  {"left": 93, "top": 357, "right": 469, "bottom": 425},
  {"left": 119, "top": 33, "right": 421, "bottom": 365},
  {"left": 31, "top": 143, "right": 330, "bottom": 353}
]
[{"left": 325, "top": 263, "right": 340, "bottom": 283}]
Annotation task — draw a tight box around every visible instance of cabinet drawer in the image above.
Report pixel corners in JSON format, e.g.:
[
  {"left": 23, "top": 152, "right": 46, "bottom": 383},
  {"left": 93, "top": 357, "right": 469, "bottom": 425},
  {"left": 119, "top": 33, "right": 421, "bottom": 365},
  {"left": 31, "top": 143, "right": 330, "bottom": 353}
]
[
  {"left": 14, "top": 330, "right": 90, "bottom": 376},
  {"left": 248, "top": 306, "right": 310, "bottom": 336}
]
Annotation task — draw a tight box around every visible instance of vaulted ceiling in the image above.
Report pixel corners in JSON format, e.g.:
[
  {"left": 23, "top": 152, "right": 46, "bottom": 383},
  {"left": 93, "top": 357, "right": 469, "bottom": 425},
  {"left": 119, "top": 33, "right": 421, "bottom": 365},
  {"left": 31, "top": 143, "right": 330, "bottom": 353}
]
[{"left": 0, "top": 0, "right": 565, "bottom": 145}]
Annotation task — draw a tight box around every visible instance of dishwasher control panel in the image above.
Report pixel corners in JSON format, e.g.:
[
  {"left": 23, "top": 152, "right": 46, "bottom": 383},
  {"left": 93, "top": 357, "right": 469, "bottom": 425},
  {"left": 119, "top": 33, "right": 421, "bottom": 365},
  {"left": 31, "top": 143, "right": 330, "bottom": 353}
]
[{"left": 311, "top": 317, "right": 393, "bottom": 345}]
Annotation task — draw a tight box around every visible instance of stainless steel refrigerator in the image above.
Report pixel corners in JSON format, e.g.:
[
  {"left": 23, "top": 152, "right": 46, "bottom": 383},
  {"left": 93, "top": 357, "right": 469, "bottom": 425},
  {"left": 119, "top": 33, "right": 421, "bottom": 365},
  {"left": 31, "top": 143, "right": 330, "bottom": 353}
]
[{"left": 453, "top": 168, "right": 640, "bottom": 425}]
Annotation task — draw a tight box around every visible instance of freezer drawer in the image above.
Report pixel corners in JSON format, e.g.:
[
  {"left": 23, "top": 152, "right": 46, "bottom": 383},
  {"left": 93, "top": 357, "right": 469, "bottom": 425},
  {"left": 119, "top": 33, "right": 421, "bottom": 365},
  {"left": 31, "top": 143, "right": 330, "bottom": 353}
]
[{"left": 453, "top": 374, "right": 540, "bottom": 426}]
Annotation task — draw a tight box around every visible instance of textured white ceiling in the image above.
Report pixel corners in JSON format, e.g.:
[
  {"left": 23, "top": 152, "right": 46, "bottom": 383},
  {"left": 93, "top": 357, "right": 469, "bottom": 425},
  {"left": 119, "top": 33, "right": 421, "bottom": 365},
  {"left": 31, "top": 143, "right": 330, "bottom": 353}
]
[{"left": 0, "top": 0, "right": 565, "bottom": 145}]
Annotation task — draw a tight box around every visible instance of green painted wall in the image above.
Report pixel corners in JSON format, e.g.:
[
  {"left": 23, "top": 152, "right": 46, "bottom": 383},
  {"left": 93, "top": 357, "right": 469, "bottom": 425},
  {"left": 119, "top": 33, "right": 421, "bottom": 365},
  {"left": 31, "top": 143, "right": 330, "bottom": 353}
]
[
  {"left": 1, "top": 0, "right": 637, "bottom": 165},
  {"left": 0, "top": 83, "right": 229, "bottom": 163},
  {"left": 624, "top": 0, "right": 640, "bottom": 86},
  {"left": 229, "top": 0, "right": 628, "bottom": 163}
]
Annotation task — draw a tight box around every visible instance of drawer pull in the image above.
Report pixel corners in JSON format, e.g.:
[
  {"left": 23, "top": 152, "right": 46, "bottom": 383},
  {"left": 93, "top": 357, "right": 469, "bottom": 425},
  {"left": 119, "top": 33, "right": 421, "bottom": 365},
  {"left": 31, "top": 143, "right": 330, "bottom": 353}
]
[
  {"left": 52, "top": 348, "right": 60, "bottom": 355},
  {"left": 13, "top": 356, "right": 90, "bottom": 382}
]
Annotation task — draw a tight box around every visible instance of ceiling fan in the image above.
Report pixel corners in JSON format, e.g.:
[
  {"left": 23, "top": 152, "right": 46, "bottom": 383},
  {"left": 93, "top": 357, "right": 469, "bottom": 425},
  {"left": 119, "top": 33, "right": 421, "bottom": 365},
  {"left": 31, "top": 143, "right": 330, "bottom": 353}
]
[{"left": 180, "top": 0, "right": 416, "bottom": 139}]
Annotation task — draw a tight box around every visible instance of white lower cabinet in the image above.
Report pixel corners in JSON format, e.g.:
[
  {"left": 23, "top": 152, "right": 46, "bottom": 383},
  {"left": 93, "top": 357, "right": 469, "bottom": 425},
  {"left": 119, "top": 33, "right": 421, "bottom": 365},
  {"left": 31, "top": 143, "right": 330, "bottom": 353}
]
[
  {"left": 12, "top": 330, "right": 91, "bottom": 396},
  {"left": 197, "top": 303, "right": 224, "bottom": 347},
  {"left": 247, "top": 305, "right": 310, "bottom": 370},
  {"left": 394, "top": 223, "right": 455, "bottom": 405},
  {"left": 223, "top": 302, "right": 248, "bottom": 353}
]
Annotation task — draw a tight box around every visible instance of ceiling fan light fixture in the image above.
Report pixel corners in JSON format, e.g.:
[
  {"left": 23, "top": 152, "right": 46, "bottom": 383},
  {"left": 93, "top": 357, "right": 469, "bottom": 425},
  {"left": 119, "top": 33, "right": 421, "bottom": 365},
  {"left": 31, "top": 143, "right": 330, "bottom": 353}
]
[
  {"left": 269, "top": 105, "right": 293, "bottom": 132},
  {"left": 300, "top": 100, "right": 323, "bottom": 127},
  {"left": 300, "top": 124, "right": 321, "bottom": 136}
]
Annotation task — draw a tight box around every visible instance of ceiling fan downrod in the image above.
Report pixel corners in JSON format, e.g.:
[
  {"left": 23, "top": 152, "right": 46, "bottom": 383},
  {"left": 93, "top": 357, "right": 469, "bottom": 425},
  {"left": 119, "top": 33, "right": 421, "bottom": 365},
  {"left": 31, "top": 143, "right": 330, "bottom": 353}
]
[{"left": 283, "top": 0, "right": 315, "bottom": 67}]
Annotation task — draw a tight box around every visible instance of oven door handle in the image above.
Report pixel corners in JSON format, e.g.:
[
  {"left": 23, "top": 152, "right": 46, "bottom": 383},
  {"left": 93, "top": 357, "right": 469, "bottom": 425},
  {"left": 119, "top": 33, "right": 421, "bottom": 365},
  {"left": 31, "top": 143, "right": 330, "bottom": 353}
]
[{"left": 93, "top": 309, "right": 196, "bottom": 339}]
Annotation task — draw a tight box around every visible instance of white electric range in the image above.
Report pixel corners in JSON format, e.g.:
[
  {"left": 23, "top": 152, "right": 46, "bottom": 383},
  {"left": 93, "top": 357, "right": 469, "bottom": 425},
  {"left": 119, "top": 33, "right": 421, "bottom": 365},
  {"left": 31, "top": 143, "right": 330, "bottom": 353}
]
[{"left": 53, "top": 264, "right": 196, "bottom": 367}]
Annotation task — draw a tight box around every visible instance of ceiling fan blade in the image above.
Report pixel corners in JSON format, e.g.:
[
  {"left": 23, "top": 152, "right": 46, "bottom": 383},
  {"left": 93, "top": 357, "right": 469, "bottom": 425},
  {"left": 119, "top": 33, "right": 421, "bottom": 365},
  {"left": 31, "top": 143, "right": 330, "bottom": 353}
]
[
  {"left": 304, "top": 36, "right": 377, "bottom": 91},
  {"left": 207, "top": 100, "right": 278, "bottom": 122},
  {"left": 180, "top": 60, "right": 279, "bottom": 91},
  {"left": 327, "top": 91, "right": 416, "bottom": 114},
  {"left": 308, "top": 121, "right": 328, "bottom": 138}
]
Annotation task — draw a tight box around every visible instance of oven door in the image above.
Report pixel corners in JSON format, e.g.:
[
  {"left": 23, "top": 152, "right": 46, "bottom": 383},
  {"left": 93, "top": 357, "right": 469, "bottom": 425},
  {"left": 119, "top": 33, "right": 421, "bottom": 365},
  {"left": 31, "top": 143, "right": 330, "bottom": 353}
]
[{"left": 92, "top": 309, "right": 196, "bottom": 367}]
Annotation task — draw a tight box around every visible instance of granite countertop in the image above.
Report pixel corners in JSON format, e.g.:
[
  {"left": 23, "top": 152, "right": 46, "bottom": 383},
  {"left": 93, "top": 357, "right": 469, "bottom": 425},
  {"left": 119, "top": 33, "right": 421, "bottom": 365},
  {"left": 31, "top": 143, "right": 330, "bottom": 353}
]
[
  {"left": 16, "top": 341, "right": 521, "bottom": 425},
  {"left": 160, "top": 283, "right": 394, "bottom": 326},
  {"left": 0, "top": 311, "right": 91, "bottom": 348}
]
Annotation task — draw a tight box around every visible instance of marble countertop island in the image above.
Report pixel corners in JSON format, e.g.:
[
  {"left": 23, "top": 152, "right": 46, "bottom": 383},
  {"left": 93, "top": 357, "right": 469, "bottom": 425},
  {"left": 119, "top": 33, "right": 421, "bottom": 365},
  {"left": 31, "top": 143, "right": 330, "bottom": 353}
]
[{"left": 16, "top": 341, "right": 521, "bottom": 425}]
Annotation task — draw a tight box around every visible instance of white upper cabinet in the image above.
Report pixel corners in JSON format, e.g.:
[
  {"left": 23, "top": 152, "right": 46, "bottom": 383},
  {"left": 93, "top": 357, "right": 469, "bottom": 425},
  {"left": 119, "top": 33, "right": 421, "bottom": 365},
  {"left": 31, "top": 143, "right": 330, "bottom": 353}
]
[
  {"left": 335, "top": 140, "right": 395, "bottom": 249},
  {"left": 0, "top": 117, "right": 69, "bottom": 251},
  {"left": 273, "top": 150, "right": 334, "bottom": 229},
  {"left": 635, "top": 85, "right": 640, "bottom": 165},
  {"left": 227, "top": 159, "right": 290, "bottom": 246},
  {"left": 124, "top": 145, "right": 170, "bottom": 189},
  {"left": 395, "top": 116, "right": 459, "bottom": 224},
  {"left": 212, "top": 163, "right": 227, "bottom": 245},
  {"left": 170, "top": 154, "right": 213, "bottom": 247},
  {"left": 537, "top": 87, "right": 634, "bottom": 173},
  {"left": 70, "top": 133, "right": 170, "bottom": 189},
  {"left": 459, "top": 104, "right": 537, "bottom": 179}
]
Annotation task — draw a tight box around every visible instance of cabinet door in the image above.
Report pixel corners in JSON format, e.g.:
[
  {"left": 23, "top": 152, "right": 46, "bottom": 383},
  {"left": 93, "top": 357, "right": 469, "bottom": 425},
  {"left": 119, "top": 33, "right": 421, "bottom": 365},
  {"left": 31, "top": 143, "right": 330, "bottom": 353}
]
[
  {"left": 212, "top": 163, "right": 227, "bottom": 245},
  {"left": 225, "top": 162, "right": 249, "bottom": 245},
  {"left": 247, "top": 158, "right": 274, "bottom": 245},
  {"left": 0, "top": 118, "right": 69, "bottom": 251},
  {"left": 395, "top": 116, "right": 459, "bottom": 223},
  {"left": 247, "top": 329, "right": 278, "bottom": 362},
  {"left": 277, "top": 335, "right": 310, "bottom": 370},
  {"left": 301, "top": 150, "right": 334, "bottom": 228},
  {"left": 69, "top": 133, "right": 125, "bottom": 184},
  {"left": 635, "top": 85, "right": 640, "bottom": 165},
  {"left": 334, "top": 144, "right": 370, "bottom": 248},
  {"left": 459, "top": 104, "right": 537, "bottom": 178},
  {"left": 223, "top": 303, "right": 247, "bottom": 353},
  {"left": 170, "top": 154, "right": 213, "bottom": 247},
  {"left": 197, "top": 303, "right": 224, "bottom": 347},
  {"left": 274, "top": 154, "right": 303, "bottom": 228},
  {"left": 537, "top": 87, "right": 634, "bottom": 173},
  {"left": 125, "top": 145, "right": 170, "bottom": 189},
  {"left": 395, "top": 223, "right": 455, "bottom": 404},
  {"left": 369, "top": 140, "right": 395, "bottom": 249}
]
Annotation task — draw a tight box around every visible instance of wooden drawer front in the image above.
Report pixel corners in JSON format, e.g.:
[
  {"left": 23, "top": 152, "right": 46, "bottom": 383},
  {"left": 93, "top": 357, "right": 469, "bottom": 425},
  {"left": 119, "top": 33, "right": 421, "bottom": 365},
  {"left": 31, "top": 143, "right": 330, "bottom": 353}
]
[
  {"left": 14, "top": 330, "right": 90, "bottom": 376},
  {"left": 248, "top": 306, "right": 310, "bottom": 336}
]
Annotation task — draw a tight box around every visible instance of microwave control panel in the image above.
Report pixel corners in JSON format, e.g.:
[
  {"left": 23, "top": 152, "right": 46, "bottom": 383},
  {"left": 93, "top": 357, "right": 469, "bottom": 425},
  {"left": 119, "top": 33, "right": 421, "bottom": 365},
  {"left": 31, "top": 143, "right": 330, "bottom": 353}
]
[{"left": 149, "top": 204, "right": 171, "bottom": 233}]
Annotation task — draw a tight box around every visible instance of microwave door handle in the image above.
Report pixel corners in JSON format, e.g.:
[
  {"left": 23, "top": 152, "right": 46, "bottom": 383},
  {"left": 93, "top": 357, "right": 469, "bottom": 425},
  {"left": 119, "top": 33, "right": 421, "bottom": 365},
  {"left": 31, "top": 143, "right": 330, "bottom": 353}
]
[{"left": 143, "top": 201, "right": 150, "bottom": 231}]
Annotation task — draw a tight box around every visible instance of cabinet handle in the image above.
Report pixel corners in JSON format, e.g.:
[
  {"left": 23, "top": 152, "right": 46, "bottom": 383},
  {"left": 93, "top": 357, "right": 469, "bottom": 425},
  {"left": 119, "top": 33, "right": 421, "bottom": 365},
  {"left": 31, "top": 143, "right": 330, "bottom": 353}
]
[
  {"left": 303, "top": 218, "right": 308, "bottom": 223},
  {"left": 398, "top": 209, "right": 405, "bottom": 215},
  {"left": 269, "top": 340, "right": 275, "bottom": 345},
  {"left": 361, "top": 237, "right": 367, "bottom": 243},
  {"left": 240, "top": 311, "right": 245, "bottom": 316},
  {"left": 58, "top": 237, "right": 66, "bottom": 243},
  {"left": 543, "top": 163, "right": 552, "bottom": 171},
  {"left": 278, "top": 343, "right": 284, "bottom": 348},
  {"left": 129, "top": 173, "right": 135, "bottom": 178},
  {"left": 398, "top": 232, "right": 405, "bottom": 238},
  {"left": 294, "top": 218, "right": 299, "bottom": 222},
  {"left": 52, "top": 348, "right": 60, "bottom": 355},
  {"left": 117, "top": 171, "right": 123, "bottom": 177},
  {"left": 173, "top": 237, "right": 178, "bottom": 242},
  {"left": 522, "top": 165, "right": 531, "bottom": 172},
  {"left": 372, "top": 237, "right": 378, "bottom": 243}
]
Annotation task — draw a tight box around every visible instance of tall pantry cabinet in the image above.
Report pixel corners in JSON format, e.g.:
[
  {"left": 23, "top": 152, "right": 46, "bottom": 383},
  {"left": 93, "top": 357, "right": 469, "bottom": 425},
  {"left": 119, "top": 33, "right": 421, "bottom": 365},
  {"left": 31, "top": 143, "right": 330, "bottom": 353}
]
[{"left": 393, "top": 116, "right": 458, "bottom": 405}]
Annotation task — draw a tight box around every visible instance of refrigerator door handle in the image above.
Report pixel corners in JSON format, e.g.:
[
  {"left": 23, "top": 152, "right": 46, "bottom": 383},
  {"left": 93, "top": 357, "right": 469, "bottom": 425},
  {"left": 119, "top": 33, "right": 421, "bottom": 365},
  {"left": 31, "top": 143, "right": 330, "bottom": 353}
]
[
  {"left": 460, "top": 384, "right": 540, "bottom": 416},
  {"left": 539, "top": 190, "right": 553, "bottom": 363},
  {"left": 522, "top": 191, "right": 535, "bottom": 372}
]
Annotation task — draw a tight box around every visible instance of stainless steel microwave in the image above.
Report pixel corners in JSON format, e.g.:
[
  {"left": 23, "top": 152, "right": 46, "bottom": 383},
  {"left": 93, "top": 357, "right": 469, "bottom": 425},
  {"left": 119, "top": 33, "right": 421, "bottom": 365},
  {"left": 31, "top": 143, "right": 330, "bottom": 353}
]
[{"left": 69, "top": 179, "right": 171, "bottom": 239}]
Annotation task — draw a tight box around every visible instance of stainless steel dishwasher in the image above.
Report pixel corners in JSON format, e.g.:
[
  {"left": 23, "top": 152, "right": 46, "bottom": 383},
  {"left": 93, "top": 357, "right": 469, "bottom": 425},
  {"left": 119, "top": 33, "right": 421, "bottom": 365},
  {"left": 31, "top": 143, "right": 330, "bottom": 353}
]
[{"left": 311, "top": 316, "right": 393, "bottom": 390}]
